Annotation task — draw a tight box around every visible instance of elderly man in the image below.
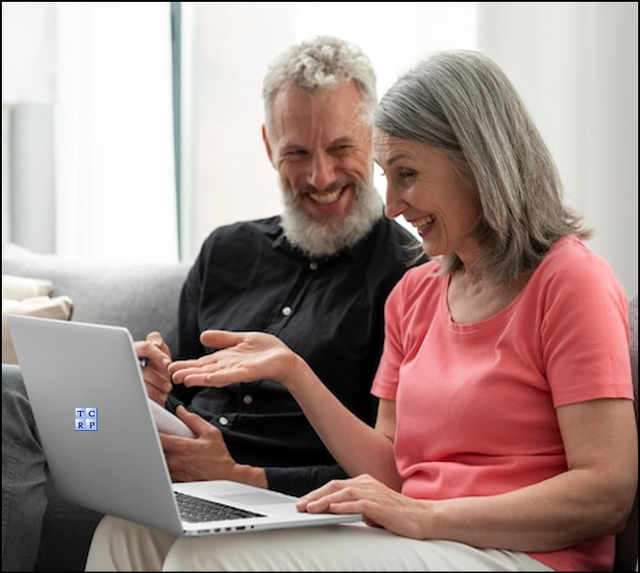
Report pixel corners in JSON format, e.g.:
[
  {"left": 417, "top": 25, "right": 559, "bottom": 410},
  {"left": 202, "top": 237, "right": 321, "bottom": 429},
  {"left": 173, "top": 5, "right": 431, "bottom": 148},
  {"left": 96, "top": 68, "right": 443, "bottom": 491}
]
[{"left": 3, "top": 35, "right": 425, "bottom": 571}]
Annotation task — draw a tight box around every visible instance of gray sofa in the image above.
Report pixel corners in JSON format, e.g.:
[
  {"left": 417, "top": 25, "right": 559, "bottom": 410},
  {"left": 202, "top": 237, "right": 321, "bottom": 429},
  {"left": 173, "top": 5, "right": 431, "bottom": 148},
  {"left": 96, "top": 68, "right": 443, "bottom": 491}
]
[
  {"left": 2, "top": 242, "right": 637, "bottom": 571},
  {"left": 2, "top": 241, "right": 191, "bottom": 571},
  {"left": 2, "top": 242, "right": 191, "bottom": 342}
]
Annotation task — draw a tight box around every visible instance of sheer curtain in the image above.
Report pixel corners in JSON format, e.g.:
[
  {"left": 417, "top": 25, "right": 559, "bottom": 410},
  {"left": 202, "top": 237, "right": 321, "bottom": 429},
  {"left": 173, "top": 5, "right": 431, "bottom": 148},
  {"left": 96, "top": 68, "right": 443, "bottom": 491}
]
[{"left": 54, "top": 2, "right": 178, "bottom": 263}]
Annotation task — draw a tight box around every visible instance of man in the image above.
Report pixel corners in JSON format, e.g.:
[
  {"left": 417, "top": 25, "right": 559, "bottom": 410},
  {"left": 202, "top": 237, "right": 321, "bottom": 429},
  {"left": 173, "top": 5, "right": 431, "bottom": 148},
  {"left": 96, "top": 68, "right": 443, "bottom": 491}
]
[{"left": 2, "top": 35, "right": 425, "bottom": 571}]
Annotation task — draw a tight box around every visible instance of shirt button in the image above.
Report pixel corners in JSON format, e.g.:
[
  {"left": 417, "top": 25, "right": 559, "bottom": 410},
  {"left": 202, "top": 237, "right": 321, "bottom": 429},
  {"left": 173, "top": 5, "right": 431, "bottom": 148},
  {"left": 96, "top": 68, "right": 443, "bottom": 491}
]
[
  {"left": 218, "top": 416, "right": 229, "bottom": 426},
  {"left": 243, "top": 395, "right": 253, "bottom": 405},
  {"left": 282, "top": 306, "right": 292, "bottom": 316},
  {"left": 309, "top": 261, "right": 318, "bottom": 271}
]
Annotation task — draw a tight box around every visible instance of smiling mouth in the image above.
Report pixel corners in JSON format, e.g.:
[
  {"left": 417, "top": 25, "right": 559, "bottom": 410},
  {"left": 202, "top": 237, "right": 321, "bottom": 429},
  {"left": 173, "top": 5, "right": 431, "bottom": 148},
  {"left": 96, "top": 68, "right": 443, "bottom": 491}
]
[
  {"left": 411, "top": 215, "right": 435, "bottom": 231},
  {"left": 307, "top": 187, "right": 344, "bottom": 205}
]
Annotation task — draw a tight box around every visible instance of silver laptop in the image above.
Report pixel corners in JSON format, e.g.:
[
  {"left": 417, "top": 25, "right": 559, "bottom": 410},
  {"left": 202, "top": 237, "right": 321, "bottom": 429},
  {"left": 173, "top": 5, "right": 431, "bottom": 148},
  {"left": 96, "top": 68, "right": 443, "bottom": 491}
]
[{"left": 7, "top": 314, "right": 362, "bottom": 537}]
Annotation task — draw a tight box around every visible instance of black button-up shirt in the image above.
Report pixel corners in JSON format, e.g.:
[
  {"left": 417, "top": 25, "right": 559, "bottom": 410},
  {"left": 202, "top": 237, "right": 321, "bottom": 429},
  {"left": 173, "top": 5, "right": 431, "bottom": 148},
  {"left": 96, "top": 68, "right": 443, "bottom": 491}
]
[{"left": 167, "top": 215, "right": 426, "bottom": 496}]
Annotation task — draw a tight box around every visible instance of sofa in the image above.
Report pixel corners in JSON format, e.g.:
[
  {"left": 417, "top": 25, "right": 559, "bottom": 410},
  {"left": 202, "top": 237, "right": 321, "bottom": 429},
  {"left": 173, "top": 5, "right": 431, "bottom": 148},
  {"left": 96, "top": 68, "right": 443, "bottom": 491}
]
[
  {"left": 2, "top": 241, "right": 191, "bottom": 571},
  {"left": 2, "top": 242, "right": 191, "bottom": 345},
  {"left": 2, "top": 241, "right": 638, "bottom": 571}
]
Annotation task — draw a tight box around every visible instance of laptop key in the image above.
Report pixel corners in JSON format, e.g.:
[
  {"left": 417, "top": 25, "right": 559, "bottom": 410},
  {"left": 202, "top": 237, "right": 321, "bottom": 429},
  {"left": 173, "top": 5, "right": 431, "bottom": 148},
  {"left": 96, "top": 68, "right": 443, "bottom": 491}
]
[{"left": 175, "top": 491, "right": 266, "bottom": 523}]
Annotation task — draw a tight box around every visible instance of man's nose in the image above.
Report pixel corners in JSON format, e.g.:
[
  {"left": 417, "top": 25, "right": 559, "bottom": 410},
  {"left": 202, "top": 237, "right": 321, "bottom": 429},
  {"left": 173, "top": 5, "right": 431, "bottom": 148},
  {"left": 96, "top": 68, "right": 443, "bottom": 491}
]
[{"left": 307, "top": 153, "right": 337, "bottom": 190}]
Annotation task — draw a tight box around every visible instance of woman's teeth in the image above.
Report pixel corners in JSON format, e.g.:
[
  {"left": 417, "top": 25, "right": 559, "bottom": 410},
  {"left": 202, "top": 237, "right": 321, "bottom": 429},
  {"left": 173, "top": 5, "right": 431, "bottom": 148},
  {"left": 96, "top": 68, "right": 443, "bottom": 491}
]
[{"left": 412, "top": 215, "right": 435, "bottom": 230}]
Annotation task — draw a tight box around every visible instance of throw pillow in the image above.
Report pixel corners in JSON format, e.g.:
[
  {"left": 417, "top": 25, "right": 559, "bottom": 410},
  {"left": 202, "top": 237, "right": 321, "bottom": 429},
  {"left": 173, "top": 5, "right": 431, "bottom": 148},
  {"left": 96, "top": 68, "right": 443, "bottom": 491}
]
[
  {"left": 2, "top": 274, "right": 53, "bottom": 300},
  {"left": 2, "top": 275, "right": 74, "bottom": 364}
]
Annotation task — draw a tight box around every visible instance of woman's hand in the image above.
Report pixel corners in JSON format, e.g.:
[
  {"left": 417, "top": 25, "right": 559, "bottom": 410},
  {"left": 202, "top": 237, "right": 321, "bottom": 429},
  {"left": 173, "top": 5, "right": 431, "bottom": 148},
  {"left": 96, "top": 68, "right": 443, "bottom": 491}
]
[
  {"left": 297, "top": 474, "right": 430, "bottom": 540},
  {"left": 169, "top": 330, "right": 301, "bottom": 389}
]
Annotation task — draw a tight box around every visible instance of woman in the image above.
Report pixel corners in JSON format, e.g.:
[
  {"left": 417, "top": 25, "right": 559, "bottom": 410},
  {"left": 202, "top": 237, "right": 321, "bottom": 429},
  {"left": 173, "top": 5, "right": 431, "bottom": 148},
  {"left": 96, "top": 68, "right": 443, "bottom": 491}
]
[{"left": 87, "top": 50, "right": 636, "bottom": 572}]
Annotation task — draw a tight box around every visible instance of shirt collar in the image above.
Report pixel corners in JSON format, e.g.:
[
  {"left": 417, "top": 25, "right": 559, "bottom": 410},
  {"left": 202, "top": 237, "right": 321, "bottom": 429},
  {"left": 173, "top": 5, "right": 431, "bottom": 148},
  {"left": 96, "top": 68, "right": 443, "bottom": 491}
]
[{"left": 271, "top": 216, "right": 382, "bottom": 265}]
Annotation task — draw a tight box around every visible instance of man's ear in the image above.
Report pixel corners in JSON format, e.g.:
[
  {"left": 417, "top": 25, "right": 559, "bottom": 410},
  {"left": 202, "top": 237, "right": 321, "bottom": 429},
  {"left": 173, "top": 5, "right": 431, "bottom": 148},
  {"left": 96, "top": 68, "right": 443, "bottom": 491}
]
[{"left": 262, "top": 124, "right": 275, "bottom": 165}]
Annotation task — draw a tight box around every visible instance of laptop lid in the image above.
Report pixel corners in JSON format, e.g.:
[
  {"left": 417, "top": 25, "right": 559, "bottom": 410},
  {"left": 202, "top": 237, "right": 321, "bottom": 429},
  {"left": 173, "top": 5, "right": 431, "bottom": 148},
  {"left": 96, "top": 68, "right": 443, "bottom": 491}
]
[{"left": 7, "top": 314, "right": 362, "bottom": 536}]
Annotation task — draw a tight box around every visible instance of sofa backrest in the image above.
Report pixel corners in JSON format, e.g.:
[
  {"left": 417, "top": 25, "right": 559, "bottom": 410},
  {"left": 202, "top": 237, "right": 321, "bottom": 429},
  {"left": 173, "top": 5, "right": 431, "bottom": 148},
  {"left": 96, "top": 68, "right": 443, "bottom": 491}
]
[{"left": 2, "top": 242, "right": 191, "bottom": 341}]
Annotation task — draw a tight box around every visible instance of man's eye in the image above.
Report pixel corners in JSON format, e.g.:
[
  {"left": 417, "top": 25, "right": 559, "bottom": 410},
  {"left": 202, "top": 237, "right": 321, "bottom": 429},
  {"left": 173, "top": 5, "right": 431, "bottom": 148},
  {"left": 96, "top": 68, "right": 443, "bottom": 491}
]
[{"left": 329, "top": 145, "right": 352, "bottom": 155}]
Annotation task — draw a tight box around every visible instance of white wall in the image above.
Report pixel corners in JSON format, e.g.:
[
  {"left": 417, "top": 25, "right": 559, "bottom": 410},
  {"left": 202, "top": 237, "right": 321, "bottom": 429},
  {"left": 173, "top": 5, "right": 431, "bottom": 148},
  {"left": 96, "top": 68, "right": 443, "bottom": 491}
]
[
  {"left": 477, "top": 2, "right": 638, "bottom": 297},
  {"left": 182, "top": 2, "right": 637, "bottom": 298}
]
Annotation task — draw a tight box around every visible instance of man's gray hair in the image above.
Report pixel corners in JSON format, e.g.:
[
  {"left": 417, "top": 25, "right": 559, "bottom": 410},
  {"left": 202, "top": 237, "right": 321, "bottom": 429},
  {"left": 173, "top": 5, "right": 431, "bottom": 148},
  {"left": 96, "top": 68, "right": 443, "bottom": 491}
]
[
  {"left": 262, "top": 35, "right": 377, "bottom": 133},
  {"left": 374, "top": 49, "right": 591, "bottom": 284}
]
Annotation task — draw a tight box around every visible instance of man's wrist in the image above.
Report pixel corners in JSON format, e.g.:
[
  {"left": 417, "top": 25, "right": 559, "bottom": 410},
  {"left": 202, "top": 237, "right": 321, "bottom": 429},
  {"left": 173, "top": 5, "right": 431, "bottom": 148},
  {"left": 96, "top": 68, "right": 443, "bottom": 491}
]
[{"left": 232, "top": 464, "right": 268, "bottom": 489}]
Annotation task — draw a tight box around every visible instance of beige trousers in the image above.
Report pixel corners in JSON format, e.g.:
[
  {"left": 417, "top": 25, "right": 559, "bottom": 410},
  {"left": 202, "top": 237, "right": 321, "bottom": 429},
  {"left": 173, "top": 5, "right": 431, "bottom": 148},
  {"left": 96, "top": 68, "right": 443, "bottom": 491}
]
[{"left": 85, "top": 515, "right": 555, "bottom": 572}]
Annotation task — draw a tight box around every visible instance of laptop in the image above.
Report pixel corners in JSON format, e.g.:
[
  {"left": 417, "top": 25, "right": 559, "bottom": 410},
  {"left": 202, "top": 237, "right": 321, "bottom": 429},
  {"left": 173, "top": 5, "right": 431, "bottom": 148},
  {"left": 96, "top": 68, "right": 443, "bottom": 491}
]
[{"left": 7, "top": 314, "right": 362, "bottom": 537}]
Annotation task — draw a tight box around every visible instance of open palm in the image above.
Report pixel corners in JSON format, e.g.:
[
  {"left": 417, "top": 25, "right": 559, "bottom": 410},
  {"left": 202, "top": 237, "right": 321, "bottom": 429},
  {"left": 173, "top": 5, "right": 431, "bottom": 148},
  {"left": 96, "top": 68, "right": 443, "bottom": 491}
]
[{"left": 169, "top": 330, "right": 298, "bottom": 389}]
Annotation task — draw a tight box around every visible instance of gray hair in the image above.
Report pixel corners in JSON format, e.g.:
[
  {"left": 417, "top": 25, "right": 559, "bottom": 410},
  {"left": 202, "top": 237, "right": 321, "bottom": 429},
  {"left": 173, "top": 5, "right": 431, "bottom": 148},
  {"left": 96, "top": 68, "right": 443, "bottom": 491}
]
[
  {"left": 374, "top": 49, "right": 591, "bottom": 284},
  {"left": 262, "top": 35, "right": 377, "bottom": 134}
]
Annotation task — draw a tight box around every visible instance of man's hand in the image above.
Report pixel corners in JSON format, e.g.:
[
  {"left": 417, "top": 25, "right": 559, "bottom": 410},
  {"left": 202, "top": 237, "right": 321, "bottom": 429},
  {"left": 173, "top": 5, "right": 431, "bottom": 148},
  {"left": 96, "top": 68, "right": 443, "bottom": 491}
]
[
  {"left": 135, "top": 332, "right": 173, "bottom": 405},
  {"left": 160, "top": 406, "right": 268, "bottom": 488}
]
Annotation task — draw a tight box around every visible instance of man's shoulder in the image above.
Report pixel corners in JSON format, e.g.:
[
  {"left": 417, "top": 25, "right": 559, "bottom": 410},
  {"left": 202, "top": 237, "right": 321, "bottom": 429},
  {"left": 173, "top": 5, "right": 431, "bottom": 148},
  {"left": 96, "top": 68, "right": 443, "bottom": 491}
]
[
  {"left": 203, "top": 216, "right": 281, "bottom": 243},
  {"left": 373, "top": 218, "right": 427, "bottom": 265},
  {"left": 382, "top": 218, "right": 419, "bottom": 243},
  {"left": 193, "top": 216, "right": 282, "bottom": 265}
]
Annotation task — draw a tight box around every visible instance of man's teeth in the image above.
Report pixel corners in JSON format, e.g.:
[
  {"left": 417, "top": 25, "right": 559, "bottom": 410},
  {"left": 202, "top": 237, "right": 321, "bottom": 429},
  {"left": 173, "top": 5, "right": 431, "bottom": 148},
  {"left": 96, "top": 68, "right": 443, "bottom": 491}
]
[
  {"left": 309, "top": 189, "right": 342, "bottom": 205},
  {"left": 412, "top": 216, "right": 435, "bottom": 230}
]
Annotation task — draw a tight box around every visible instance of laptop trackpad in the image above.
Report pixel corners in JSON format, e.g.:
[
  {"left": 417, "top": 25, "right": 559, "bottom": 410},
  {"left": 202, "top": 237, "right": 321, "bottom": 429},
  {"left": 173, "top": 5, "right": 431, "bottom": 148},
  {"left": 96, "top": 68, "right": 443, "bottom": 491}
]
[{"left": 219, "top": 493, "right": 291, "bottom": 506}]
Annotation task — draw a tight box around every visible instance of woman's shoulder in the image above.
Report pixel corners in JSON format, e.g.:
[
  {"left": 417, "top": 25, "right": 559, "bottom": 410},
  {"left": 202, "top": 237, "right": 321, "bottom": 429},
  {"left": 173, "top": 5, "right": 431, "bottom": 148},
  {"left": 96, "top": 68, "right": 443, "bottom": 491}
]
[
  {"left": 398, "top": 258, "right": 442, "bottom": 284},
  {"left": 389, "top": 259, "right": 444, "bottom": 304},
  {"left": 528, "top": 236, "right": 626, "bottom": 307},
  {"left": 539, "top": 236, "right": 619, "bottom": 283}
]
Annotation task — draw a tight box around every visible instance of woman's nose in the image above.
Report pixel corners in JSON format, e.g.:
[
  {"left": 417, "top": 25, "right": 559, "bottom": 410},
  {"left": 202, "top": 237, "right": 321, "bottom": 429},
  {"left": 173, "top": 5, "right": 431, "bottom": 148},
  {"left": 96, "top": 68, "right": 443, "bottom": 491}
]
[{"left": 384, "top": 184, "right": 407, "bottom": 219}]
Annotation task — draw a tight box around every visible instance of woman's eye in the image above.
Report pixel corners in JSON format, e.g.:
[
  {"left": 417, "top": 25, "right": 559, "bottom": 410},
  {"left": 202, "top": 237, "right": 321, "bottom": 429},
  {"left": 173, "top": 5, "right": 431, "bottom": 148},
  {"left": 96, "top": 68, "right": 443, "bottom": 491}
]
[{"left": 398, "top": 170, "right": 416, "bottom": 181}]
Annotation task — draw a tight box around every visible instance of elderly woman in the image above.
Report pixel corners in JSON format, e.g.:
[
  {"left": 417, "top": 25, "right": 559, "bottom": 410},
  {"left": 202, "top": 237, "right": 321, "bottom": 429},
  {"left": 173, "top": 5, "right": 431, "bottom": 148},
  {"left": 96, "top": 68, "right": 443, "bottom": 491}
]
[{"left": 86, "top": 50, "right": 636, "bottom": 572}]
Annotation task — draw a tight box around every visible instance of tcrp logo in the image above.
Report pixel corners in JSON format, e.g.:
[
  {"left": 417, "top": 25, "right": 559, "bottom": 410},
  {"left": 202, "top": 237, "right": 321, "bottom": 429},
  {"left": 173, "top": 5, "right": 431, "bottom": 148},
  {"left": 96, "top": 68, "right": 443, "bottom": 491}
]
[{"left": 75, "top": 407, "right": 97, "bottom": 431}]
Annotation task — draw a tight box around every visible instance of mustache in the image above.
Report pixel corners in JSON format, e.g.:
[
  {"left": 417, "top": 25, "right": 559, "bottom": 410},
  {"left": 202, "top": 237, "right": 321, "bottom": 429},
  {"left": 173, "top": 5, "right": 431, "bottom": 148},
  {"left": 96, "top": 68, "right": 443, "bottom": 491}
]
[{"left": 295, "top": 179, "right": 353, "bottom": 196}]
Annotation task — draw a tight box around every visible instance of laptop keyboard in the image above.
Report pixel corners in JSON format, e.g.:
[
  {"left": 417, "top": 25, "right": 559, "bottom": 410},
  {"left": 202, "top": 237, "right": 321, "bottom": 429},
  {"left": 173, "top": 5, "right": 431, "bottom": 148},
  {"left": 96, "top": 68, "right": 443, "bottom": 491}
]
[{"left": 175, "top": 491, "right": 266, "bottom": 523}]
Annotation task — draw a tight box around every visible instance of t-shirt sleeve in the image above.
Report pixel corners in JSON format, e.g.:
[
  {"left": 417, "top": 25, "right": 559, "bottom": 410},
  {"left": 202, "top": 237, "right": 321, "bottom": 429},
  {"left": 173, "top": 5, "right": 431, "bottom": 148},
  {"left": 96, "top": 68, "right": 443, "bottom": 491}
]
[
  {"left": 536, "top": 246, "right": 632, "bottom": 407},
  {"left": 371, "top": 280, "right": 405, "bottom": 401}
]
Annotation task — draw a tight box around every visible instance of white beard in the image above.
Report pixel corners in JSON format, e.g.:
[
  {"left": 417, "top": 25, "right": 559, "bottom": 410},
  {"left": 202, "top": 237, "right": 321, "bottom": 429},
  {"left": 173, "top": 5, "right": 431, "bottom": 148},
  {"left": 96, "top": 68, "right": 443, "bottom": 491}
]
[{"left": 280, "top": 178, "right": 383, "bottom": 259}]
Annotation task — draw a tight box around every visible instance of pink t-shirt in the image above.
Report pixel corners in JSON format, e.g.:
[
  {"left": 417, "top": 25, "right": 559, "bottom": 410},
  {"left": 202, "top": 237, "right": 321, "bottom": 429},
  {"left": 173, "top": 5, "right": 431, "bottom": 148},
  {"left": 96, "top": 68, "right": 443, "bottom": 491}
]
[{"left": 372, "top": 236, "right": 633, "bottom": 572}]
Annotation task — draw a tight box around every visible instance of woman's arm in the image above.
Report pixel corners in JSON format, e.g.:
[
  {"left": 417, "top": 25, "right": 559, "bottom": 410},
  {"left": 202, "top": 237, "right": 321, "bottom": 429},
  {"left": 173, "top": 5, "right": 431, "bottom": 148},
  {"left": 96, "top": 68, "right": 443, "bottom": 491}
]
[
  {"left": 169, "top": 329, "right": 402, "bottom": 489},
  {"left": 423, "top": 397, "right": 637, "bottom": 551},
  {"left": 298, "top": 397, "right": 637, "bottom": 551}
]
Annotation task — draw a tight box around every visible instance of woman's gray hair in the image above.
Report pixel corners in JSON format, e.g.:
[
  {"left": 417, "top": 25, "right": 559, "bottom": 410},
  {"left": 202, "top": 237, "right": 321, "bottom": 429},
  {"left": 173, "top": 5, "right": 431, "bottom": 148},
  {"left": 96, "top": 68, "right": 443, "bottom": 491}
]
[
  {"left": 262, "top": 35, "right": 377, "bottom": 134},
  {"left": 374, "top": 49, "right": 591, "bottom": 284}
]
